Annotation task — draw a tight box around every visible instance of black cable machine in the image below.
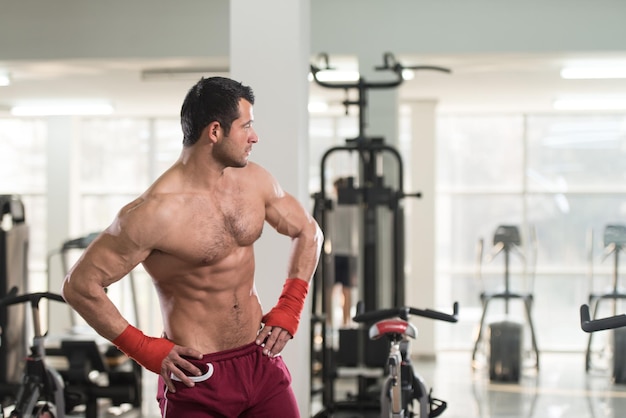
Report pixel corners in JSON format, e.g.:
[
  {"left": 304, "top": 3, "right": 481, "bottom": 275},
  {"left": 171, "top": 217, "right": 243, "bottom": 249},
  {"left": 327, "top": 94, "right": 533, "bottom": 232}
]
[
  {"left": 0, "top": 195, "right": 29, "bottom": 407},
  {"left": 309, "top": 53, "right": 449, "bottom": 417}
]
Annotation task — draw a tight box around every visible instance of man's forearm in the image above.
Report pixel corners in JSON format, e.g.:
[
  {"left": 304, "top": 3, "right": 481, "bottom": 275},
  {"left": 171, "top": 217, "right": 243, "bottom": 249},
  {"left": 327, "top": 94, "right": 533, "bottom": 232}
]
[
  {"left": 287, "top": 223, "right": 323, "bottom": 281},
  {"left": 62, "top": 280, "right": 129, "bottom": 341}
]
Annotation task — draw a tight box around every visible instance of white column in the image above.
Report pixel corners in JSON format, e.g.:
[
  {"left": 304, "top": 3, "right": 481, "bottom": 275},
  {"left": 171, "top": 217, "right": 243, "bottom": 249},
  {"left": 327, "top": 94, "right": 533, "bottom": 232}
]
[
  {"left": 406, "top": 100, "right": 438, "bottom": 359},
  {"left": 45, "top": 116, "right": 79, "bottom": 331},
  {"left": 230, "top": 1, "right": 311, "bottom": 415}
]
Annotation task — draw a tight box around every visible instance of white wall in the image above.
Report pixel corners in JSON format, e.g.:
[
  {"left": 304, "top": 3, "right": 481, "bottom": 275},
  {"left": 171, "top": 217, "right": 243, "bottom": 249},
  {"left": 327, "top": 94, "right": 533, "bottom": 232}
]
[
  {"left": 3, "top": 0, "right": 626, "bottom": 62},
  {"left": 311, "top": 0, "right": 626, "bottom": 54},
  {"left": 0, "top": 0, "right": 229, "bottom": 60}
]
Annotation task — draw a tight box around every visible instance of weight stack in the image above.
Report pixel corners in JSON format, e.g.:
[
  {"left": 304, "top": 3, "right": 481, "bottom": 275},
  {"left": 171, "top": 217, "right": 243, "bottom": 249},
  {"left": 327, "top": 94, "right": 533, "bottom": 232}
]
[
  {"left": 337, "top": 328, "right": 388, "bottom": 368},
  {"left": 613, "top": 327, "right": 626, "bottom": 384},
  {"left": 489, "top": 320, "right": 523, "bottom": 382}
]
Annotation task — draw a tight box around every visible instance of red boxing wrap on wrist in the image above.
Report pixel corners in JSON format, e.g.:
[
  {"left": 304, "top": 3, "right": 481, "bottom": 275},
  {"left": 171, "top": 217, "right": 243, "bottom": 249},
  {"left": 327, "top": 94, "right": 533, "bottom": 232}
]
[
  {"left": 262, "top": 278, "right": 309, "bottom": 337},
  {"left": 112, "top": 324, "right": 174, "bottom": 374}
]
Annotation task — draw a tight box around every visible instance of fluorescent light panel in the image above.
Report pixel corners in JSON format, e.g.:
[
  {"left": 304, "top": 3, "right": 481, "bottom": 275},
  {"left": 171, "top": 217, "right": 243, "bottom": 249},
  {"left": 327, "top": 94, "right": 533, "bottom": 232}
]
[
  {"left": 561, "top": 67, "right": 626, "bottom": 79},
  {"left": 141, "top": 67, "right": 229, "bottom": 81},
  {"left": 553, "top": 97, "right": 626, "bottom": 111},
  {"left": 313, "top": 70, "right": 360, "bottom": 82},
  {"left": 0, "top": 73, "right": 10, "bottom": 86},
  {"left": 308, "top": 101, "right": 329, "bottom": 113},
  {"left": 11, "top": 103, "right": 114, "bottom": 116},
  {"left": 311, "top": 69, "right": 413, "bottom": 82}
]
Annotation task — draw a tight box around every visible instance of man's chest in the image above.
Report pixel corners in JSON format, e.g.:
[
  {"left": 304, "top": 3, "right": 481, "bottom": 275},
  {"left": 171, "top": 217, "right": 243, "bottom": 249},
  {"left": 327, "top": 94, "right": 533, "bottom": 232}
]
[{"left": 180, "top": 196, "right": 265, "bottom": 262}]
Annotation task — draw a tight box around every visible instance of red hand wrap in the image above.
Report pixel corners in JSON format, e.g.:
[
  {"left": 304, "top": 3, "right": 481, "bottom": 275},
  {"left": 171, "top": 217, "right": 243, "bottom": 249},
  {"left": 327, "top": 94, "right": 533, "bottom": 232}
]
[
  {"left": 112, "top": 324, "right": 174, "bottom": 374},
  {"left": 262, "top": 278, "right": 309, "bottom": 337}
]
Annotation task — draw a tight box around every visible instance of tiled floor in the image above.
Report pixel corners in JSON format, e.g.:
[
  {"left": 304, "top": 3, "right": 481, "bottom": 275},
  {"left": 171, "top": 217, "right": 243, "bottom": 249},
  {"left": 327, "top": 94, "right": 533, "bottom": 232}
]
[
  {"left": 5, "top": 350, "right": 626, "bottom": 417},
  {"left": 433, "top": 351, "right": 626, "bottom": 418},
  {"left": 312, "top": 350, "right": 626, "bottom": 418}
]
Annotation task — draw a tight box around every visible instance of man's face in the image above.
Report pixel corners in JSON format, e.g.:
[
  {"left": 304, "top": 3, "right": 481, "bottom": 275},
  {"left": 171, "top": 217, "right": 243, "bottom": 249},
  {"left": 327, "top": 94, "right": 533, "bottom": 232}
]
[{"left": 214, "top": 99, "right": 258, "bottom": 168}]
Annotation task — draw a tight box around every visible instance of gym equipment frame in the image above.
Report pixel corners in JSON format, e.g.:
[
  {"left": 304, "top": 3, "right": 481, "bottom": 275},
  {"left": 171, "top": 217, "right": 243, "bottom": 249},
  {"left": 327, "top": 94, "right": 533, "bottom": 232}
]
[
  {"left": 471, "top": 225, "right": 540, "bottom": 381},
  {"left": 0, "top": 195, "right": 29, "bottom": 394},
  {"left": 353, "top": 302, "right": 458, "bottom": 418},
  {"left": 309, "top": 53, "right": 450, "bottom": 417},
  {"left": 0, "top": 291, "right": 67, "bottom": 418}
]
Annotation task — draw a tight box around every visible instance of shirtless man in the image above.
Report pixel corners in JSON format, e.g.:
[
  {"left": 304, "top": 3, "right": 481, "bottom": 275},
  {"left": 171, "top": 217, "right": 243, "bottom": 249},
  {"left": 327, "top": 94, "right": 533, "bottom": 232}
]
[{"left": 61, "top": 76, "right": 323, "bottom": 417}]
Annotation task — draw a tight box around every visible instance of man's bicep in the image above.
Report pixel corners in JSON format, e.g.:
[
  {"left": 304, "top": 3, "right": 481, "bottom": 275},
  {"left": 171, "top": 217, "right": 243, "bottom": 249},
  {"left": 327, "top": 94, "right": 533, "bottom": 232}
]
[
  {"left": 72, "top": 233, "right": 143, "bottom": 288},
  {"left": 74, "top": 209, "right": 154, "bottom": 286},
  {"left": 265, "top": 193, "right": 311, "bottom": 238}
]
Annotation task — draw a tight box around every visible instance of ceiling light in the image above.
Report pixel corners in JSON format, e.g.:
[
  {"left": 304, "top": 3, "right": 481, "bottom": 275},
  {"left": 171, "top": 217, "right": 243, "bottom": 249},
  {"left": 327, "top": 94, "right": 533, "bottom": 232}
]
[
  {"left": 401, "top": 69, "right": 415, "bottom": 80},
  {"left": 553, "top": 97, "right": 626, "bottom": 111},
  {"left": 141, "top": 67, "right": 229, "bottom": 81},
  {"left": 11, "top": 102, "right": 114, "bottom": 116},
  {"left": 560, "top": 67, "right": 626, "bottom": 79},
  {"left": 0, "top": 73, "right": 10, "bottom": 86},
  {"left": 308, "top": 101, "right": 329, "bottom": 113}
]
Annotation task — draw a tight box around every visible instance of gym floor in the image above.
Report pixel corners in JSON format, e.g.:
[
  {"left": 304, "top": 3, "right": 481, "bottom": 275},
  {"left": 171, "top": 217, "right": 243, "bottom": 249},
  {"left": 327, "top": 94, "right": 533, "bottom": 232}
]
[
  {"left": 7, "top": 351, "right": 623, "bottom": 417},
  {"left": 312, "top": 350, "right": 626, "bottom": 418}
]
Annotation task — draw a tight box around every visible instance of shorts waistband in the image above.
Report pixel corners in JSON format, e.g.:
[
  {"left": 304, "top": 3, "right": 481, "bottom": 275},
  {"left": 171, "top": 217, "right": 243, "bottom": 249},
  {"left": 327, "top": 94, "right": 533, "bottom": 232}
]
[{"left": 199, "top": 342, "right": 260, "bottom": 363}]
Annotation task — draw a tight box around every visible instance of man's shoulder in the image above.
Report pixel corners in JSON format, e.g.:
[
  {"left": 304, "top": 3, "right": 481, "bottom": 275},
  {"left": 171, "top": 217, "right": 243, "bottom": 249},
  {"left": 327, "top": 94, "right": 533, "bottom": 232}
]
[
  {"left": 229, "top": 161, "right": 275, "bottom": 188},
  {"left": 118, "top": 189, "right": 182, "bottom": 224},
  {"left": 240, "top": 160, "right": 270, "bottom": 177}
]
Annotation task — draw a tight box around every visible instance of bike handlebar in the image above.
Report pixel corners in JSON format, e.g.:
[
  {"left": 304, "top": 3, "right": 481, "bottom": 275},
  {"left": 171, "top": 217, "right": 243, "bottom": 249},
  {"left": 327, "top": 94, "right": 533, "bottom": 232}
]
[
  {"left": 0, "top": 289, "right": 66, "bottom": 309},
  {"left": 580, "top": 304, "right": 626, "bottom": 332},
  {"left": 353, "top": 302, "right": 459, "bottom": 324}
]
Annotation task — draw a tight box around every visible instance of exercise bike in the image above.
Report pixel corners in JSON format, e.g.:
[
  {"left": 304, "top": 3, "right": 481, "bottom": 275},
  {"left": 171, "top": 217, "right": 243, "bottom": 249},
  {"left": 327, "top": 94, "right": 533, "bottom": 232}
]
[
  {"left": 580, "top": 304, "right": 626, "bottom": 333},
  {"left": 0, "top": 289, "right": 66, "bottom": 418},
  {"left": 353, "top": 301, "right": 459, "bottom": 418}
]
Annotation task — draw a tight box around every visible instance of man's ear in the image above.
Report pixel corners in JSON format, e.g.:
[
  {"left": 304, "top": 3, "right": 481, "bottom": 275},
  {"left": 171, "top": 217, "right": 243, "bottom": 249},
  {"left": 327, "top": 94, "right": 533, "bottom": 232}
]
[{"left": 207, "top": 121, "right": 221, "bottom": 141}]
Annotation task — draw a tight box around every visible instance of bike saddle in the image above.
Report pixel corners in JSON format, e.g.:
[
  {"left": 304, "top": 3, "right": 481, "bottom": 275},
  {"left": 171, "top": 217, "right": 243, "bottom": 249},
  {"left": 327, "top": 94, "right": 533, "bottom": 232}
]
[{"left": 368, "top": 319, "right": 417, "bottom": 340}]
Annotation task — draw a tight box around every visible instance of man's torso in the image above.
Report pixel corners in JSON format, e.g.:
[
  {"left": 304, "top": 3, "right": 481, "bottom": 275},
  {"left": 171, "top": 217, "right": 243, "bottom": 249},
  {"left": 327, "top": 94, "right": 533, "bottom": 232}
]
[{"left": 140, "top": 166, "right": 268, "bottom": 353}]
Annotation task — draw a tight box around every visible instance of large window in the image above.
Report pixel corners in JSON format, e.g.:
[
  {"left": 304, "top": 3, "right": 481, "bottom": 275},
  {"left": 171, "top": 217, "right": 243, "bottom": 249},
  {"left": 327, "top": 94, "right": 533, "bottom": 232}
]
[
  {"left": 4, "top": 111, "right": 625, "bottom": 366},
  {"left": 76, "top": 117, "right": 180, "bottom": 417},
  {"left": 78, "top": 118, "right": 182, "bottom": 232},
  {"left": 78, "top": 118, "right": 153, "bottom": 232},
  {"left": 0, "top": 119, "right": 48, "bottom": 289},
  {"left": 75, "top": 116, "right": 181, "bottom": 306},
  {"left": 311, "top": 111, "right": 626, "bottom": 352},
  {"left": 436, "top": 114, "right": 626, "bottom": 351},
  {"left": 0, "top": 116, "right": 181, "bottom": 417}
]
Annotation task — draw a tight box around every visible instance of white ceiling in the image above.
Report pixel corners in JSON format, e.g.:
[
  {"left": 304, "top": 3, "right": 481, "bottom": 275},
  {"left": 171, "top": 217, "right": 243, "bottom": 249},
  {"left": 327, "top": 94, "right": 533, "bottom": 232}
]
[
  {"left": 311, "top": 52, "right": 626, "bottom": 115},
  {"left": 0, "top": 57, "right": 230, "bottom": 117},
  {"left": 2, "top": 52, "right": 626, "bottom": 118}
]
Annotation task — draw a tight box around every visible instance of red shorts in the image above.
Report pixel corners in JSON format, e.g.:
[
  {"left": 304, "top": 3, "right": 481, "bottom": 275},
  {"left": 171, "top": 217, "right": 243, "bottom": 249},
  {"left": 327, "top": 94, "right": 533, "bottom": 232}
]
[{"left": 156, "top": 342, "right": 299, "bottom": 418}]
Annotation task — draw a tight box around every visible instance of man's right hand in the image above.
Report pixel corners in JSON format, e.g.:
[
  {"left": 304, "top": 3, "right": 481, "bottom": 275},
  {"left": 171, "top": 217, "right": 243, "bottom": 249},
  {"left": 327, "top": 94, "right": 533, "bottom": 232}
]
[
  {"left": 112, "top": 324, "right": 203, "bottom": 392},
  {"left": 159, "top": 345, "right": 205, "bottom": 392}
]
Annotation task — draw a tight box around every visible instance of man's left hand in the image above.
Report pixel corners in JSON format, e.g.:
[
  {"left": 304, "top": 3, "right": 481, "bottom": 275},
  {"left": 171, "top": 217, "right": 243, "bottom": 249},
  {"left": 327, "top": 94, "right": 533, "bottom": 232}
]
[{"left": 256, "top": 325, "right": 292, "bottom": 357}]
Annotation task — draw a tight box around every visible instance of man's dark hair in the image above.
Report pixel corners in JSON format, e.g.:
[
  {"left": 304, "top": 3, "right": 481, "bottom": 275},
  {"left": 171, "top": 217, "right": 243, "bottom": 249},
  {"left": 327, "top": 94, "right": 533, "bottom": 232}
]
[{"left": 180, "top": 77, "right": 255, "bottom": 146}]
